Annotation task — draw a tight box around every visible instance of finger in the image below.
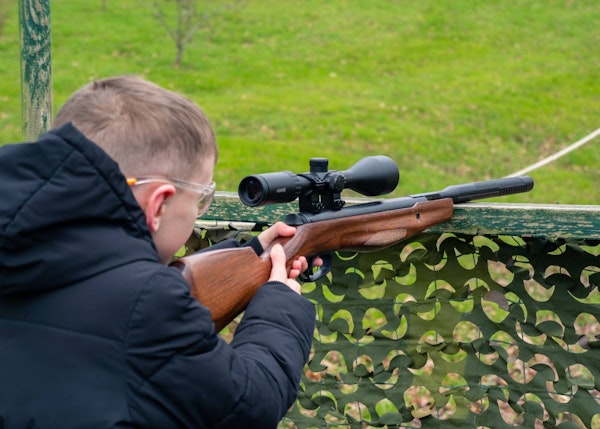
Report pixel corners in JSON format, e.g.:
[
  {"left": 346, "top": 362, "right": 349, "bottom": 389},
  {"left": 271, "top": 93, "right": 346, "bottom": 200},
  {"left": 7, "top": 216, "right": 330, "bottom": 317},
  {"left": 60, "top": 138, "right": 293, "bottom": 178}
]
[
  {"left": 258, "top": 225, "right": 278, "bottom": 247},
  {"left": 258, "top": 222, "right": 296, "bottom": 249},
  {"left": 292, "top": 256, "right": 308, "bottom": 272},
  {"left": 268, "top": 244, "right": 288, "bottom": 282},
  {"left": 274, "top": 221, "right": 296, "bottom": 237}
]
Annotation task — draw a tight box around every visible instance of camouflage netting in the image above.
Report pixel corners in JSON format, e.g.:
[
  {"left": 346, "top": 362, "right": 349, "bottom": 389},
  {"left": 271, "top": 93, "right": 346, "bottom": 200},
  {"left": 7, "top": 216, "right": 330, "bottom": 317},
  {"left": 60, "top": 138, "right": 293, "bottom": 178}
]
[{"left": 187, "top": 228, "right": 600, "bottom": 428}]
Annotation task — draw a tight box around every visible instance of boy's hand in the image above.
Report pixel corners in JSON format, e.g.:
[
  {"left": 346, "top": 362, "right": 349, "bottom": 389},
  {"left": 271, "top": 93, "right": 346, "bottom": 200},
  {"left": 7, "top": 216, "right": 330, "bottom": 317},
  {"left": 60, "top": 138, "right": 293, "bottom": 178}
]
[
  {"left": 260, "top": 222, "right": 322, "bottom": 294},
  {"left": 268, "top": 244, "right": 305, "bottom": 294},
  {"left": 257, "top": 222, "right": 297, "bottom": 250}
]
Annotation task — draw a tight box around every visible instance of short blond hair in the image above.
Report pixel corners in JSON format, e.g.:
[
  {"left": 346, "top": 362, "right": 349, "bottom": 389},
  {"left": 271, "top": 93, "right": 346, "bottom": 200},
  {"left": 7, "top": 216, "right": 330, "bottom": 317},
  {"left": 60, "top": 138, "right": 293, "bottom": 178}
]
[{"left": 52, "top": 75, "right": 218, "bottom": 179}]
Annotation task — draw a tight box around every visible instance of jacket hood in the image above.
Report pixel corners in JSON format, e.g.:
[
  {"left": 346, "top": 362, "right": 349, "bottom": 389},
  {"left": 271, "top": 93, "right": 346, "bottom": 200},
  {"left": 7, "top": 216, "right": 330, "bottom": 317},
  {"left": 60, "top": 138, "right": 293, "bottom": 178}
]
[{"left": 0, "top": 123, "right": 157, "bottom": 295}]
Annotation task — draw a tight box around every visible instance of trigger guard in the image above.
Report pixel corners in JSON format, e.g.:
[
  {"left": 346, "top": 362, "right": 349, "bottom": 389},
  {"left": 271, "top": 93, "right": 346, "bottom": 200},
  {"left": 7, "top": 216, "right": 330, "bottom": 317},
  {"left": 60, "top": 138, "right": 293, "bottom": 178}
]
[{"left": 299, "top": 253, "right": 332, "bottom": 282}]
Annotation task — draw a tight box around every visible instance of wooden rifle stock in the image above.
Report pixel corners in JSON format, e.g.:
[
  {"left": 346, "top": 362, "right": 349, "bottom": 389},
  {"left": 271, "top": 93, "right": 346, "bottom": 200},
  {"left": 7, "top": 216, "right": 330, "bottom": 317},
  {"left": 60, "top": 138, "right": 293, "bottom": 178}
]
[{"left": 171, "top": 198, "right": 454, "bottom": 332}]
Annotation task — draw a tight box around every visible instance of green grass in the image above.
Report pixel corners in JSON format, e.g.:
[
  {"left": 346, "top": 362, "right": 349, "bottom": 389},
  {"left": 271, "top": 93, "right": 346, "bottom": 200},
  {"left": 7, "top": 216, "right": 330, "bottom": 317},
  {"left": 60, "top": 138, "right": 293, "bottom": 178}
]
[{"left": 1, "top": 0, "right": 599, "bottom": 204}]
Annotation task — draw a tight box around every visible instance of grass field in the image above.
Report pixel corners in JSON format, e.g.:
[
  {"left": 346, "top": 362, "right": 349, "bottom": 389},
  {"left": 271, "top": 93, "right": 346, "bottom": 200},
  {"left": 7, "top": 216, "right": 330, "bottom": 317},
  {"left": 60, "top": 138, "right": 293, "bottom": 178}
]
[{"left": 0, "top": 0, "right": 598, "bottom": 204}]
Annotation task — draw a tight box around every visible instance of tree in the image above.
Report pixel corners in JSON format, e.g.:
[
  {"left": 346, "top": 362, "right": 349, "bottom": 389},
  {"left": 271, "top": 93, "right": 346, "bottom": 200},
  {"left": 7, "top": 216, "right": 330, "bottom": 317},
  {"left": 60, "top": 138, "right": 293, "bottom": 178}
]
[{"left": 153, "top": 0, "right": 240, "bottom": 68}]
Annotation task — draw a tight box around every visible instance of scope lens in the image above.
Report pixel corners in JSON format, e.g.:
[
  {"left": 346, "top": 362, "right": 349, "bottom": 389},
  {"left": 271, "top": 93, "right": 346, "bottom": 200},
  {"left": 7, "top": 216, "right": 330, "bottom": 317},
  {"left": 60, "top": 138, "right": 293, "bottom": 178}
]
[{"left": 241, "top": 178, "right": 264, "bottom": 206}]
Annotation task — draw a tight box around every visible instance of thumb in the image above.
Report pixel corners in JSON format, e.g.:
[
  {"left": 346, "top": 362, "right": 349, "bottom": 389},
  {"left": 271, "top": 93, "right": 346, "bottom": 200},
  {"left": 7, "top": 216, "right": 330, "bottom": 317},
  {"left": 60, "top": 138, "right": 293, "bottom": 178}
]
[{"left": 268, "top": 244, "right": 288, "bottom": 283}]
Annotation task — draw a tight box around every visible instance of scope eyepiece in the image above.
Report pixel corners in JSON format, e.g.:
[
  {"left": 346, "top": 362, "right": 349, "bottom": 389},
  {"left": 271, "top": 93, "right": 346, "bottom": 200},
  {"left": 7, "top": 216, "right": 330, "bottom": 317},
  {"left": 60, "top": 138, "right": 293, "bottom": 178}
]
[
  {"left": 238, "top": 171, "right": 309, "bottom": 207},
  {"left": 239, "top": 176, "right": 267, "bottom": 207}
]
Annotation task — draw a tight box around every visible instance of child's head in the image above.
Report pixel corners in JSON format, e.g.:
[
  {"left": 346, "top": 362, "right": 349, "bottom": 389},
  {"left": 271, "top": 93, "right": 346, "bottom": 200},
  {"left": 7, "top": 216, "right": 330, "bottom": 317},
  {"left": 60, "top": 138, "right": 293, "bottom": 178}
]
[
  {"left": 53, "top": 75, "right": 217, "bottom": 180},
  {"left": 53, "top": 75, "right": 218, "bottom": 262}
]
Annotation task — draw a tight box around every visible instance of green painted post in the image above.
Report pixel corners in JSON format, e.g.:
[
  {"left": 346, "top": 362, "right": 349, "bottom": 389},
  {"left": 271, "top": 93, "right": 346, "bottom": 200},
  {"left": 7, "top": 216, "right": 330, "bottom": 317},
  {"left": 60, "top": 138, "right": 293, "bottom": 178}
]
[{"left": 19, "top": 0, "right": 52, "bottom": 140}]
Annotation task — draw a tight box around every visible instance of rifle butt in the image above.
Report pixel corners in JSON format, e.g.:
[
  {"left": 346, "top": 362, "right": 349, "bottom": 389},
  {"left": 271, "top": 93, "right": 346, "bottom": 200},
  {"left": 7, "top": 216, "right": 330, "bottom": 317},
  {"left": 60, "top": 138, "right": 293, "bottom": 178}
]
[{"left": 172, "top": 247, "right": 272, "bottom": 332}]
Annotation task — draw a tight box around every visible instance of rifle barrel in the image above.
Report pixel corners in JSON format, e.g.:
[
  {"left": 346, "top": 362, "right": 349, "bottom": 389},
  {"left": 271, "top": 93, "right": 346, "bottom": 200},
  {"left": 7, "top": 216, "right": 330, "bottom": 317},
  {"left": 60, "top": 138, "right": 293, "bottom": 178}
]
[{"left": 410, "top": 176, "right": 534, "bottom": 204}]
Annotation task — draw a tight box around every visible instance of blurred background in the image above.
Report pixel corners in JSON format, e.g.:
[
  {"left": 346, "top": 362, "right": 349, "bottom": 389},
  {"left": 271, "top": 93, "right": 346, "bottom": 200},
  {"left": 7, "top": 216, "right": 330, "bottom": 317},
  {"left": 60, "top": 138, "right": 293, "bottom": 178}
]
[{"left": 1, "top": 0, "right": 598, "bottom": 204}]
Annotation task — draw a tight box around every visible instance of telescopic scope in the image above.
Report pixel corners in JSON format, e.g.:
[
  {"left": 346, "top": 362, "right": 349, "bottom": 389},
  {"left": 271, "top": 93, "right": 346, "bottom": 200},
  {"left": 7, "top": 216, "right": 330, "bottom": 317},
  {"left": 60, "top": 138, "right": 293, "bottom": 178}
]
[{"left": 238, "top": 156, "right": 400, "bottom": 210}]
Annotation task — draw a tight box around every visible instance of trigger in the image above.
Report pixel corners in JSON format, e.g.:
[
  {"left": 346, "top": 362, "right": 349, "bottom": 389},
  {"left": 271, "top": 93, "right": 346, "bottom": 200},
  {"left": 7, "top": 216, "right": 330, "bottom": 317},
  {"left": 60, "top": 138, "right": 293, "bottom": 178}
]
[{"left": 299, "top": 253, "right": 332, "bottom": 282}]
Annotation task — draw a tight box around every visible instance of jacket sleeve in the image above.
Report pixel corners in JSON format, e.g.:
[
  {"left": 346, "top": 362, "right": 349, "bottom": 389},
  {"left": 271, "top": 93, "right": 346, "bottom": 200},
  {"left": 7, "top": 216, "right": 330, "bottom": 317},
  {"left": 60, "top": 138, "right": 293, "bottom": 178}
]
[{"left": 125, "top": 266, "right": 315, "bottom": 429}]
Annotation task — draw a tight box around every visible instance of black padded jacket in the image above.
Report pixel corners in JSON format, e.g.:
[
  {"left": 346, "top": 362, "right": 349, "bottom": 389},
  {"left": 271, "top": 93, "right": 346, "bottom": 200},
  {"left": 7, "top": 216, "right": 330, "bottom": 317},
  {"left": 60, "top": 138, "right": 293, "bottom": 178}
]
[{"left": 0, "top": 124, "right": 315, "bottom": 428}]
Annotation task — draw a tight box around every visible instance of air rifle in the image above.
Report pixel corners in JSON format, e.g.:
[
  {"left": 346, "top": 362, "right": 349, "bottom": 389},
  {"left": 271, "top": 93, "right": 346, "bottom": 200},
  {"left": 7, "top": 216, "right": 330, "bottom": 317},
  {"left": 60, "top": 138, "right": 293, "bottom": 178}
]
[{"left": 171, "top": 156, "right": 534, "bottom": 331}]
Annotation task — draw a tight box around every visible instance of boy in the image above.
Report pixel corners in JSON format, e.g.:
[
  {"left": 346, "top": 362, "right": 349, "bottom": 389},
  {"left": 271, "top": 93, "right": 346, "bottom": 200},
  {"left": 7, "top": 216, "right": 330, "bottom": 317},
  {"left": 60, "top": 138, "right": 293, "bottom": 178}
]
[{"left": 0, "top": 76, "right": 315, "bottom": 428}]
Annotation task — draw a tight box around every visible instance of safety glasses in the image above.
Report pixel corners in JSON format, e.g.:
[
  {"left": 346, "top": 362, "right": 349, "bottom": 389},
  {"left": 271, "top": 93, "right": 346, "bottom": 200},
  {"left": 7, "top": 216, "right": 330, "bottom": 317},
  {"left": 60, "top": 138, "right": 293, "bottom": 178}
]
[{"left": 127, "top": 176, "right": 216, "bottom": 217}]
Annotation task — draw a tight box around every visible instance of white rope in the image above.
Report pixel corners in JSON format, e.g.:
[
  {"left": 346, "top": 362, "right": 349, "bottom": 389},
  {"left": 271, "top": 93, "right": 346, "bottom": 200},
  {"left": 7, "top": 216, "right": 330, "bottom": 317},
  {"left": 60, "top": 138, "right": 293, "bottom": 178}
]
[{"left": 505, "top": 128, "right": 600, "bottom": 178}]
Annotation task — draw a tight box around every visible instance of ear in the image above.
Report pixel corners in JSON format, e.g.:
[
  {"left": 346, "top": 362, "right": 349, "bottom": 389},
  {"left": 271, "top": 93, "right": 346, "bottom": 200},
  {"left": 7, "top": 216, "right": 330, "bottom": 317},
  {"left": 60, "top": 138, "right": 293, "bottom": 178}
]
[{"left": 144, "top": 184, "right": 176, "bottom": 232}]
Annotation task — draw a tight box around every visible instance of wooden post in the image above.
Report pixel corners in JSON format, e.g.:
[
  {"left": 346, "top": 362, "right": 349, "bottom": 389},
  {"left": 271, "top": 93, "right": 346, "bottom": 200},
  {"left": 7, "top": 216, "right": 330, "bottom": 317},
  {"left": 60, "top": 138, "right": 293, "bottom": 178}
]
[{"left": 19, "top": 0, "right": 52, "bottom": 140}]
